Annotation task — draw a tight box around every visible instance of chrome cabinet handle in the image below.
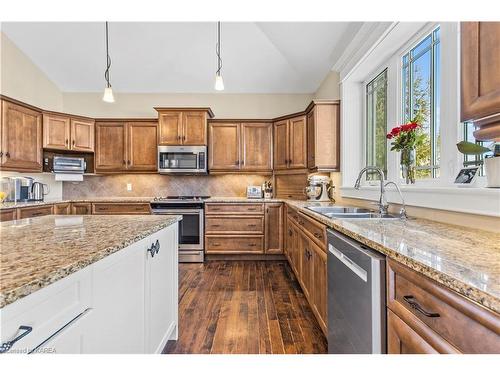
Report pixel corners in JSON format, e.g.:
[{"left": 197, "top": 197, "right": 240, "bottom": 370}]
[
  {"left": 403, "top": 295, "right": 440, "bottom": 318},
  {"left": 154, "top": 239, "right": 160, "bottom": 254},
  {"left": 248, "top": 224, "right": 257, "bottom": 227},
  {"left": 0, "top": 326, "right": 32, "bottom": 354},
  {"left": 147, "top": 244, "right": 156, "bottom": 258}
]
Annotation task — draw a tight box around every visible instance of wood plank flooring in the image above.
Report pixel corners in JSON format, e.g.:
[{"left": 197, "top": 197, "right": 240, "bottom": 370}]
[{"left": 162, "top": 261, "right": 327, "bottom": 354}]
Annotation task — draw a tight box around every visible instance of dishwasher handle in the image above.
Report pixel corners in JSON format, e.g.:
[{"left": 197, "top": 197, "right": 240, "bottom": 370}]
[{"left": 329, "top": 244, "right": 368, "bottom": 282}]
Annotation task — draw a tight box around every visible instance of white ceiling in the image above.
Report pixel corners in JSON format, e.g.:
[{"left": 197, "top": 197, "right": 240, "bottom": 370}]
[{"left": 1, "top": 22, "right": 366, "bottom": 94}]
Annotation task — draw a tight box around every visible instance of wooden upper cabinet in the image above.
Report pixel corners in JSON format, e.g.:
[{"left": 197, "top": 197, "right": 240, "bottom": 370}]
[
  {"left": 95, "top": 122, "right": 127, "bottom": 171},
  {"left": 71, "top": 118, "right": 94, "bottom": 152},
  {"left": 158, "top": 111, "right": 182, "bottom": 145},
  {"left": 306, "top": 101, "right": 340, "bottom": 171},
  {"left": 43, "top": 113, "right": 94, "bottom": 152},
  {"left": 208, "top": 122, "right": 240, "bottom": 170},
  {"left": 127, "top": 122, "right": 157, "bottom": 171},
  {"left": 273, "top": 119, "right": 289, "bottom": 170},
  {"left": 461, "top": 22, "right": 500, "bottom": 140},
  {"left": 157, "top": 108, "right": 212, "bottom": 146},
  {"left": 241, "top": 122, "right": 272, "bottom": 171},
  {"left": 288, "top": 115, "right": 307, "bottom": 169},
  {"left": 1, "top": 100, "right": 42, "bottom": 172},
  {"left": 43, "top": 114, "right": 70, "bottom": 150},
  {"left": 182, "top": 111, "right": 206, "bottom": 145}
]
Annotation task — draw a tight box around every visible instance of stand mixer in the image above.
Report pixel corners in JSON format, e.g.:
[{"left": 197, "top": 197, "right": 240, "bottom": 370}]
[{"left": 304, "top": 175, "right": 334, "bottom": 202}]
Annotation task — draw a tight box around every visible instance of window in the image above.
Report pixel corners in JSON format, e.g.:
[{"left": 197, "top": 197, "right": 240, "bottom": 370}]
[
  {"left": 463, "top": 122, "right": 493, "bottom": 176},
  {"left": 365, "top": 69, "right": 388, "bottom": 180},
  {"left": 402, "top": 27, "right": 440, "bottom": 179}
]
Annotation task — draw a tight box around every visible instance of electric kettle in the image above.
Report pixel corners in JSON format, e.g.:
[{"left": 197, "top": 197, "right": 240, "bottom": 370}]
[{"left": 31, "top": 182, "right": 50, "bottom": 201}]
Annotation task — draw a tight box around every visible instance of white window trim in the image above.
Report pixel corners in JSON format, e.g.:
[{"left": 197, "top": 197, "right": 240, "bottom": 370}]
[{"left": 339, "top": 22, "right": 500, "bottom": 217}]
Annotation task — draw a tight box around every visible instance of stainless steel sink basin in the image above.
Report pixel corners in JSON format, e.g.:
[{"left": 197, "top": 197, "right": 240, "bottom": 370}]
[{"left": 305, "top": 206, "right": 399, "bottom": 220}]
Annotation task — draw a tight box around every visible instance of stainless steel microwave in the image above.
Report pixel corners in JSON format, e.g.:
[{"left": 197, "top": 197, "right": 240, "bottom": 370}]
[{"left": 158, "top": 145, "right": 207, "bottom": 174}]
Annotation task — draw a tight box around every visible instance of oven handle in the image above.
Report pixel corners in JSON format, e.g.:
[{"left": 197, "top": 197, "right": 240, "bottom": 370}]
[{"left": 151, "top": 209, "right": 203, "bottom": 215}]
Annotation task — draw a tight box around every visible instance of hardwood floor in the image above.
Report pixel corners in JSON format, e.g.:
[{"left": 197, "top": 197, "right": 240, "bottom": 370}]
[{"left": 162, "top": 260, "right": 328, "bottom": 354}]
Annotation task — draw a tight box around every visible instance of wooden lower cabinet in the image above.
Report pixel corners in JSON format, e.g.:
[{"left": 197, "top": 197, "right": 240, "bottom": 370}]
[
  {"left": 265, "top": 203, "right": 283, "bottom": 254},
  {"left": 17, "top": 205, "right": 53, "bottom": 219},
  {"left": 71, "top": 202, "right": 92, "bottom": 215},
  {"left": 285, "top": 205, "right": 327, "bottom": 336},
  {"left": 206, "top": 235, "right": 264, "bottom": 254},
  {"left": 0, "top": 208, "right": 17, "bottom": 222},
  {"left": 92, "top": 202, "right": 151, "bottom": 215},
  {"left": 53, "top": 202, "right": 71, "bottom": 215}
]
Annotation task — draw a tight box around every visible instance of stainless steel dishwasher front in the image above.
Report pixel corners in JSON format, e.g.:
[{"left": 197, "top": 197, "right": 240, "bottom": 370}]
[{"left": 327, "top": 229, "right": 386, "bottom": 354}]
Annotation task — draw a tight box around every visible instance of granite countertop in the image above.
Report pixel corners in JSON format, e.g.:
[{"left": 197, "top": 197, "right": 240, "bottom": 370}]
[
  {"left": 283, "top": 199, "right": 500, "bottom": 314},
  {"left": 0, "top": 214, "right": 181, "bottom": 308}
]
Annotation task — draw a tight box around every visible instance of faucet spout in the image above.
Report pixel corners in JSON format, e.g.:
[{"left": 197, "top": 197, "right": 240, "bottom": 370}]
[
  {"left": 384, "top": 181, "right": 408, "bottom": 219},
  {"left": 354, "top": 166, "right": 388, "bottom": 215}
]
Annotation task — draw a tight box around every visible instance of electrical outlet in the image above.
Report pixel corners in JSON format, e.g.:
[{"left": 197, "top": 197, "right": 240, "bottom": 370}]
[{"left": 126, "top": 183, "right": 132, "bottom": 191}]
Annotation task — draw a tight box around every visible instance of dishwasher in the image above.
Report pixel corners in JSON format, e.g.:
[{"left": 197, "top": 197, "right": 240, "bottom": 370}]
[{"left": 327, "top": 229, "right": 386, "bottom": 354}]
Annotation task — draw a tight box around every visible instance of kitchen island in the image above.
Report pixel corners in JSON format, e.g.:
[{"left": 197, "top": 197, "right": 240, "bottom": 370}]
[{"left": 0, "top": 214, "right": 181, "bottom": 354}]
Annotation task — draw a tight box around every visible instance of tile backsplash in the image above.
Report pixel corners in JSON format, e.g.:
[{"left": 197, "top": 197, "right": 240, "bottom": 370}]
[{"left": 62, "top": 174, "right": 268, "bottom": 199}]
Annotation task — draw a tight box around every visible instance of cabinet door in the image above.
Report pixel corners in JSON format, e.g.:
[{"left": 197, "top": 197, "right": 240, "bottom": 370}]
[
  {"left": 71, "top": 118, "right": 95, "bottom": 152},
  {"left": 273, "top": 119, "right": 289, "bottom": 170},
  {"left": 285, "top": 217, "right": 293, "bottom": 263},
  {"left": 0, "top": 208, "right": 17, "bottom": 222},
  {"left": 146, "top": 226, "right": 178, "bottom": 353},
  {"left": 265, "top": 203, "right": 283, "bottom": 254},
  {"left": 311, "top": 242, "right": 327, "bottom": 333},
  {"left": 54, "top": 203, "right": 71, "bottom": 215},
  {"left": 461, "top": 22, "right": 500, "bottom": 122},
  {"left": 158, "top": 112, "right": 182, "bottom": 145},
  {"left": 306, "top": 109, "right": 315, "bottom": 169},
  {"left": 43, "top": 114, "right": 70, "bottom": 150},
  {"left": 387, "top": 310, "right": 438, "bottom": 354},
  {"left": 182, "top": 111, "right": 206, "bottom": 145},
  {"left": 86, "top": 241, "right": 146, "bottom": 353},
  {"left": 71, "top": 202, "right": 91, "bottom": 215},
  {"left": 1, "top": 101, "right": 42, "bottom": 171},
  {"left": 127, "top": 122, "right": 157, "bottom": 171},
  {"left": 208, "top": 123, "right": 240, "bottom": 170},
  {"left": 290, "top": 223, "right": 301, "bottom": 276},
  {"left": 299, "top": 231, "right": 313, "bottom": 299},
  {"left": 288, "top": 116, "right": 307, "bottom": 169},
  {"left": 95, "top": 122, "right": 127, "bottom": 171},
  {"left": 241, "top": 122, "right": 272, "bottom": 171}
]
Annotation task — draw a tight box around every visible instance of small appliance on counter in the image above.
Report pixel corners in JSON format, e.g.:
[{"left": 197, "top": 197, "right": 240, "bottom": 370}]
[
  {"left": 246, "top": 185, "right": 263, "bottom": 199},
  {"left": 304, "top": 174, "right": 334, "bottom": 202},
  {"left": 31, "top": 182, "right": 50, "bottom": 201},
  {"left": 2, "top": 176, "right": 34, "bottom": 202}
]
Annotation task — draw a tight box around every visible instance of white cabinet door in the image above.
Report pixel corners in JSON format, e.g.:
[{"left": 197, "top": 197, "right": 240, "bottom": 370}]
[
  {"left": 85, "top": 240, "right": 146, "bottom": 353},
  {"left": 145, "top": 225, "right": 178, "bottom": 353}
]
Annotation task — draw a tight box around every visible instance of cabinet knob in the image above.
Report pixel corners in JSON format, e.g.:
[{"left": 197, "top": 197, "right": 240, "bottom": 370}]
[
  {"left": 123, "top": 160, "right": 126, "bottom": 165},
  {"left": 72, "top": 140, "right": 75, "bottom": 146},
  {"left": 0, "top": 151, "right": 3, "bottom": 157},
  {"left": 5, "top": 152, "right": 10, "bottom": 158},
  {"left": 65, "top": 139, "right": 69, "bottom": 145},
  {"left": 127, "top": 160, "right": 131, "bottom": 165},
  {"left": 235, "top": 160, "right": 239, "bottom": 165}
]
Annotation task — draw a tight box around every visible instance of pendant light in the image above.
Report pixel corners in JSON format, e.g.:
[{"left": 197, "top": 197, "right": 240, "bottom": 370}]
[
  {"left": 102, "top": 21, "right": 115, "bottom": 103},
  {"left": 215, "top": 21, "right": 224, "bottom": 91}
]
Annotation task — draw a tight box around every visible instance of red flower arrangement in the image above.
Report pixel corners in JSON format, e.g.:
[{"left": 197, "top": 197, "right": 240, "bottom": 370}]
[{"left": 386, "top": 121, "right": 422, "bottom": 151}]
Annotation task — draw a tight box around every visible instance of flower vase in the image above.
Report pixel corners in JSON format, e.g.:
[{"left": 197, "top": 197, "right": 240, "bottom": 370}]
[{"left": 401, "top": 148, "right": 416, "bottom": 184}]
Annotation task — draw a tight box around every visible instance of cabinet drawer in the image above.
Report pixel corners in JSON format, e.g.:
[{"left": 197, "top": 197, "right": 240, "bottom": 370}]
[
  {"left": 53, "top": 203, "right": 71, "bottom": 215},
  {"left": 205, "top": 235, "right": 264, "bottom": 253},
  {"left": 297, "top": 212, "right": 327, "bottom": 249},
  {"left": 205, "top": 203, "right": 264, "bottom": 215},
  {"left": 92, "top": 203, "right": 151, "bottom": 215},
  {"left": 1, "top": 209, "right": 17, "bottom": 222},
  {"left": 0, "top": 267, "right": 91, "bottom": 354},
  {"left": 387, "top": 259, "right": 500, "bottom": 353},
  {"left": 17, "top": 205, "right": 53, "bottom": 219},
  {"left": 206, "top": 215, "right": 264, "bottom": 234}
]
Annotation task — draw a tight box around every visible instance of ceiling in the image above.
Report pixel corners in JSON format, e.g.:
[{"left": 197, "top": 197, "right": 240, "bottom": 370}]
[{"left": 1, "top": 22, "right": 366, "bottom": 94}]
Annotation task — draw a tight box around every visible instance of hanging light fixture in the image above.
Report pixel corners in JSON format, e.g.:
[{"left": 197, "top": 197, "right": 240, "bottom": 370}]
[
  {"left": 102, "top": 21, "right": 115, "bottom": 103},
  {"left": 214, "top": 21, "right": 224, "bottom": 91}
]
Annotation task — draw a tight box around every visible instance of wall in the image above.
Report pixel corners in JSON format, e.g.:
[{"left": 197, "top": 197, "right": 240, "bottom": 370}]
[
  {"left": 313, "top": 71, "right": 340, "bottom": 100},
  {"left": 62, "top": 92, "right": 314, "bottom": 119},
  {"left": 62, "top": 174, "right": 268, "bottom": 199},
  {"left": 0, "top": 32, "right": 63, "bottom": 111}
]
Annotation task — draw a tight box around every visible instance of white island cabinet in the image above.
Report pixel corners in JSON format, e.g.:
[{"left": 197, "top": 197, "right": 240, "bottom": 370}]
[{"left": 0, "top": 223, "right": 178, "bottom": 354}]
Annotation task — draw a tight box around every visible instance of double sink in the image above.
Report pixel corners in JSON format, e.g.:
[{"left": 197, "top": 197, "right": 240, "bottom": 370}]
[{"left": 306, "top": 206, "right": 398, "bottom": 219}]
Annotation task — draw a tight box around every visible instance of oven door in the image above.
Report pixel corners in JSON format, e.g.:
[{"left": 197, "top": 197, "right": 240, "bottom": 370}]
[
  {"left": 158, "top": 146, "right": 206, "bottom": 174},
  {"left": 162, "top": 209, "right": 204, "bottom": 250}
]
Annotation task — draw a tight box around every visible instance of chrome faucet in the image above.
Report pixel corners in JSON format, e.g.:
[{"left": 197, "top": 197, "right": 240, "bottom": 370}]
[
  {"left": 384, "top": 181, "right": 408, "bottom": 219},
  {"left": 354, "top": 166, "right": 388, "bottom": 215}
]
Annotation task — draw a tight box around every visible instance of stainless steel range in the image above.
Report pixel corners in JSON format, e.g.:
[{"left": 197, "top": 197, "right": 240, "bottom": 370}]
[{"left": 150, "top": 196, "right": 209, "bottom": 263}]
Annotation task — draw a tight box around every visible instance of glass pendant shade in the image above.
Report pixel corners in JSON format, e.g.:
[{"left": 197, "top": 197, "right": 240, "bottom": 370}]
[
  {"left": 215, "top": 74, "right": 224, "bottom": 91},
  {"left": 102, "top": 86, "right": 115, "bottom": 103}
]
